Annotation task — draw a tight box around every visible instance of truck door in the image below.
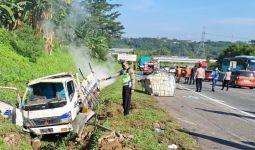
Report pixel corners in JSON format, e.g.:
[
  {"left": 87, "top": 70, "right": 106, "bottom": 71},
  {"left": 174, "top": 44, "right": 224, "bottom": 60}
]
[
  {"left": 0, "top": 87, "right": 23, "bottom": 126},
  {"left": 66, "top": 81, "right": 80, "bottom": 119}
]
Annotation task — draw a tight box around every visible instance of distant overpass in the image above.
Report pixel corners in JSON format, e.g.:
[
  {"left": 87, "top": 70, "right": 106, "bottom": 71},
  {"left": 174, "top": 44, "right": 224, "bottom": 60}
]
[{"left": 153, "top": 56, "right": 217, "bottom": 63}]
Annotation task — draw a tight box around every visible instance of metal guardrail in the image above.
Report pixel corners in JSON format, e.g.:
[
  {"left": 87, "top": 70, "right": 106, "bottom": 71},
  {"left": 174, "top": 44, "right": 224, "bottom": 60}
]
[{"left": 153, "top": 56, "right": 217, "bottom": 63}]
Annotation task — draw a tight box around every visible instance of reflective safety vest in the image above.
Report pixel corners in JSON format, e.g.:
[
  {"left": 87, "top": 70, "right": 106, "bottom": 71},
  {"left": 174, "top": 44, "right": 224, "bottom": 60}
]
[
  {"left": 120, "top": 68, "right": 131, "bottom": 86},
  {"left": 185, "top": 68, "right": 191, "bottom": 77},
  {"left": 177, "top": 68, "right": 182, "bottom": 76}
]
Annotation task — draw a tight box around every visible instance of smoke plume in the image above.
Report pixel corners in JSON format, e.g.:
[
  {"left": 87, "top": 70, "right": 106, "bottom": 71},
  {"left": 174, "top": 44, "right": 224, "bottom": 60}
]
[{"left": 43, "top": 0, "right": 116, "bottom": 88}]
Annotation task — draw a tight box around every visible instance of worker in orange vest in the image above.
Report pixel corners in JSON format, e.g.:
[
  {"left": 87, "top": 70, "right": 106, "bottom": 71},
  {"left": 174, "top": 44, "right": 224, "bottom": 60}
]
[
  {"left": 185, "top": 65, "right": 191, "bottom": 84},
  {"left": 176, "top": 66, "right": 182, "bottom": 83}
]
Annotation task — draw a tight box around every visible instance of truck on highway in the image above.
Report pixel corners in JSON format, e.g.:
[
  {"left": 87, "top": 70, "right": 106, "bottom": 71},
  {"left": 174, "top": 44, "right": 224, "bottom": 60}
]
[
  {"left": 0, "top": 72, "right": 99, "bottom": 136},
  {"left": 139, "top": 56, "right": 159, "bottom": 75},
  {"left": 197, "top": 61, "right": 208, "bottom": 70}
]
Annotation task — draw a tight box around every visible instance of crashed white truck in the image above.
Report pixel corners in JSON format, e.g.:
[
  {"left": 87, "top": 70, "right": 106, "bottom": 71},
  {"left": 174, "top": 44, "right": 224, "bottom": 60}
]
[{"left": 0, "top": 73, "right": 99, "bottom": 136}]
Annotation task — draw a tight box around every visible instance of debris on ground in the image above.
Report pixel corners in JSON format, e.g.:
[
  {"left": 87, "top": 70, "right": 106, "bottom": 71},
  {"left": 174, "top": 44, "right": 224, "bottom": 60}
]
[
  {"left": 153, "top": 122, "right": 166, "bottom": 133},
  {"left": 98, "top": 131, "right": 137, "bottom": 150},
  {"left": 98, "top": 131, "right": 123, "bottom": 150},
  {"left": 66, "top": 126, "right": 95, "bottom": 150},
  {"left": 31, "top": 137, "right": 41, "bottom": 150},
  {"left": 168, "top": 144, "right": 178, "bottom": 149},
  {"left": 4, "top": 133, "right": 20, "bottom": 148},
  {"left": 154, "top": 127, "right": 166, "bottom": 133}
]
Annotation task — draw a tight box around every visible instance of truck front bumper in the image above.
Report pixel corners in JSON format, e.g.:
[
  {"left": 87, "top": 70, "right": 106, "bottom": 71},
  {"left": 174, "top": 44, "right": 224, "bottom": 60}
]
[{"left": 24, "top": 124, "right": 73, "bottom": 135}]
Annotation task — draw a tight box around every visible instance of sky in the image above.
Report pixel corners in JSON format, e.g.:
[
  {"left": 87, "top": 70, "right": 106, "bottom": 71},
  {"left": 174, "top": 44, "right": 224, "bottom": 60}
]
[{"left": 111, "top": 0, "right": 255, "bottom": 41}]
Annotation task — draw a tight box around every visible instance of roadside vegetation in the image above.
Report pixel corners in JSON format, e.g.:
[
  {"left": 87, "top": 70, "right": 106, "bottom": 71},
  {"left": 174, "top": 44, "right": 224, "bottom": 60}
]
[
  {"left": 0, "top": 27, "right": 76, "bottom": 102},
  {"left": 0, "top": 115, "right": 32, "bottom": 149},
  {"left": 95, "top": 78, "right": 197, "bottom": 149},
  {"left": 1, "top": 0, "right": 255, "bottom": 149}
]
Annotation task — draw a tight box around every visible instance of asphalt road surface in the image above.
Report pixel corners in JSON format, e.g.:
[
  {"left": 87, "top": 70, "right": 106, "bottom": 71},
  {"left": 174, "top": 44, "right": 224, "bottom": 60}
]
[{"left": 157, "top": 79, "right": 255, "bottom": 150}]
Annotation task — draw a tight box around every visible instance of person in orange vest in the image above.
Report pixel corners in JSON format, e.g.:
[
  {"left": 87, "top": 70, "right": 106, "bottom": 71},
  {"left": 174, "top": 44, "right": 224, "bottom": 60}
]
[
  {"left": 176, "top": 66, "right": 182, "bottom": 83},
  {"left": 185, "top": 65, "right": 191, "bottom": 84}
]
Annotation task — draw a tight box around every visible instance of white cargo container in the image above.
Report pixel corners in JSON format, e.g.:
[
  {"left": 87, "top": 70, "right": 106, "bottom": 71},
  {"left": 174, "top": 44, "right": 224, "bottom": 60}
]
[{"left": 142, "top": 72, "right": 175, "bottom": 96}]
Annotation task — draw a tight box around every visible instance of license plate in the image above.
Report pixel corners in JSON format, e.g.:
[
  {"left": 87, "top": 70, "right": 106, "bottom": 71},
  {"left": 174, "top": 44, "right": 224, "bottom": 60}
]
[{"left": 40, "top": 128, "right": 53, "bottom": 133}]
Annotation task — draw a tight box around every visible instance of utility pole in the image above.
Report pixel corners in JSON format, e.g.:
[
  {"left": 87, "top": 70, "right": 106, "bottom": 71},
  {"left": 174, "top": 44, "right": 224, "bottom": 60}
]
[{"left": 198, "top": 26, "right": 206, "bottom": 58}]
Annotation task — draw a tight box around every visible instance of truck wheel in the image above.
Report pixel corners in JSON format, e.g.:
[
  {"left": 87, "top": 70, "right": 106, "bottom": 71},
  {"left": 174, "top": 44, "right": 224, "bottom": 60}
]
[{"left": 249, "top": 87, "right": 254, "bottom": 89}]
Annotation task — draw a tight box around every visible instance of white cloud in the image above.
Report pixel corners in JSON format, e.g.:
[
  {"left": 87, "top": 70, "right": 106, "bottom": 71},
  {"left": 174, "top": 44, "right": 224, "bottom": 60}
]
[{"left": 212, "top": 18, "right": 255, "bottom": 25}]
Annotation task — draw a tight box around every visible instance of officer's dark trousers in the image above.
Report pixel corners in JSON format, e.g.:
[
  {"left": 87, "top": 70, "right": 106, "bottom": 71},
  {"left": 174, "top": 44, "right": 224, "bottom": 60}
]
[{"left": 122, "top": 85, "right": 132, "bottom": 116}]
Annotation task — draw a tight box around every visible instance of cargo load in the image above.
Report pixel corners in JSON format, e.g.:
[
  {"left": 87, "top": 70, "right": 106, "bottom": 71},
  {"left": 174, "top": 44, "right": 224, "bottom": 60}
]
[{"left": 141, "top": 72, "right": 176, "bottom": 96}]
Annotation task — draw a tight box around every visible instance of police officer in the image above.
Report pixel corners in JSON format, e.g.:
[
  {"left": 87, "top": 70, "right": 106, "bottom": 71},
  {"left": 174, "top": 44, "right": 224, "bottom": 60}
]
[{"left": 102, "top": 60, "right": 135, "bottom": 116}]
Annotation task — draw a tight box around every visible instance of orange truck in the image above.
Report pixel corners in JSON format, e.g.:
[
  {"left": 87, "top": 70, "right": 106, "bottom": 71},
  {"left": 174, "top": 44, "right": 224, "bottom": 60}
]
[{"left": 197, "top": 61, "right": 208, "bottom": 70}]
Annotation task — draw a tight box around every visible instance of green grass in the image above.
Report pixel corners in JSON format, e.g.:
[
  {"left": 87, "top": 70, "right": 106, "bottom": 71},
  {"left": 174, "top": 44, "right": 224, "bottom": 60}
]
[
  {"left": 0, "top": 116, "right": 32, "bottom": 150},
  {"left": 98, "top": 78, "right": 197, "bottom": 149},
  {"left": 0, "top": 28, "right": 76, "bottom": 150}
]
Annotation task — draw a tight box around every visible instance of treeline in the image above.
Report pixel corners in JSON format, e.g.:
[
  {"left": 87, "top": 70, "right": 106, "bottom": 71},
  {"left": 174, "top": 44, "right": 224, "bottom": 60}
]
[
  {"left": 0, "top": 0, "right": 124, "bottom": 60},
  {"left": 112, "top": 37, "right": 232, "bottom": 58}
]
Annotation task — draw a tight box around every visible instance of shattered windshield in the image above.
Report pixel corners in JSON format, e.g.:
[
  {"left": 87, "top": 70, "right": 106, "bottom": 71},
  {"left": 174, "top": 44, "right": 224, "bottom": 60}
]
[{"left": 23, "top": 82, "right": 67, "bottom": 110}]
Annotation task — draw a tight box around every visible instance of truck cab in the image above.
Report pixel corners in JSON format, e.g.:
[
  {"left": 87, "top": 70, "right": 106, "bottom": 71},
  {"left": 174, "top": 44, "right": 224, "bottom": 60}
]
[{"left": 0, "top": 73, "right": 99, "bottom": 135}]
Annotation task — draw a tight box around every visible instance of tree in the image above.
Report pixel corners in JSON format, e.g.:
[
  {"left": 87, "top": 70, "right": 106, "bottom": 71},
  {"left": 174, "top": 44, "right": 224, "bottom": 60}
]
[
  {"left": 30, "top": 0, "right": 49, "bottom": 29},
  {"left": 77, "top": 0, "right": 124, "bottom": 59},
  {"left": 217, "top": 43, "right": 255, "bottom": 65},
  {"left": 0, "top": 0, "right": 31, "bottom": 29},
  {"left": 86, "top": 0, "right": 124, "bottom": 38}
]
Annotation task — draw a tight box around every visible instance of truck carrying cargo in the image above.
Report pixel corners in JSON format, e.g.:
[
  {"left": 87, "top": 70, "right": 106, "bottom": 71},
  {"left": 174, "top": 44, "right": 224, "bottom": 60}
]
[
  {"left": 139, "top": 56, "right": 159, "bottom": 75},
  {"left": 0, "top": 72, "right": 99, "bottom": 136}
]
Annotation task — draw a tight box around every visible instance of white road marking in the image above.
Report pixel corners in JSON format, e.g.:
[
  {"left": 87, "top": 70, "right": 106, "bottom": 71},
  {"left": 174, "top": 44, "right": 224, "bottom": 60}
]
[
  {"left": 178, "top": 85, "right": 255, "bottom": 119},
  {"left": 183, "top": 95, "right": 199, "bottom": 100}
]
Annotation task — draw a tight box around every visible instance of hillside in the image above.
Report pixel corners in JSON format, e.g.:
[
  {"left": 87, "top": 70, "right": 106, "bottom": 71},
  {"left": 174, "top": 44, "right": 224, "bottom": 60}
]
[
  {"left": 0, "top": 27, "right": 76, "bottom": 95},
  {"left": 112, "top": 37, "right": 233, "bottom": 58}
]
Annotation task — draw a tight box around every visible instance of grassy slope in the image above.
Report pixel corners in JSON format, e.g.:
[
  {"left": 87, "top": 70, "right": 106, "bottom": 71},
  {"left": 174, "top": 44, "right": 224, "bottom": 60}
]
[
  {"left": 98, "top": 78, "right": 197, "bottom": 149},
  {"left": 0, "top": 29, "right": 76, "bottom": 149}
]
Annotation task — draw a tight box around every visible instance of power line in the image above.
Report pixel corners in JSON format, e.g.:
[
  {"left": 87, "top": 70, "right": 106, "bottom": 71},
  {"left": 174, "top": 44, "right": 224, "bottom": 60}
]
[{"left": 197, "top": 26, "right": 206, "bottom": 58}]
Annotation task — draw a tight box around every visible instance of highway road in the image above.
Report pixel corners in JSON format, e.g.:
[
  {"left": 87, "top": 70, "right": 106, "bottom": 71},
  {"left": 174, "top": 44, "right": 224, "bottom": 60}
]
[{"left": 157, "top": 79, "right": 255, "bottom": 150}]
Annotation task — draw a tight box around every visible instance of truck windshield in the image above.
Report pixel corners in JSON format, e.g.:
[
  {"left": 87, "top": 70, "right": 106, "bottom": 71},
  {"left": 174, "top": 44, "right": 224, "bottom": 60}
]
[{"left": 23, "top": 82, "right": 67, "bottom": 110}]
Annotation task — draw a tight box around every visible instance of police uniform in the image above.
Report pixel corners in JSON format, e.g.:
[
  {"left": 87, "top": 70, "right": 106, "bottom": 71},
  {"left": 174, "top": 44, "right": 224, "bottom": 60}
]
[{"left": 120, "top": 67, "right": 135, "bottom": 115}]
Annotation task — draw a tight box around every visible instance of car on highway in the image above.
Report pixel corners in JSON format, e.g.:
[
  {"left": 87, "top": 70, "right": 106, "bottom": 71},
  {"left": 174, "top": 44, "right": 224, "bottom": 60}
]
[
  {"left": 230, "top": 70, "right": 255, "bottom": 89},
  {"left": 205, "top": 70, "right": 212, "bottom": 81}
]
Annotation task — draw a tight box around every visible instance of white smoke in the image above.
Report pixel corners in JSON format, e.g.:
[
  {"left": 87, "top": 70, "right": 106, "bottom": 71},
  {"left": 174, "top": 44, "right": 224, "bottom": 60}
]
[{"left": 42, "top": 0, "right": 116, "bottom": 88}]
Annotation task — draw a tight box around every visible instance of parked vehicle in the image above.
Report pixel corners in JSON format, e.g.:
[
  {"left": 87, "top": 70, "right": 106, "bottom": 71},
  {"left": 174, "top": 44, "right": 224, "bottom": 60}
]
[
  {"left": 205, "top": 70, "right": 213, "bottom": 81},
  {"left": 222, "top": 55, "right": 255, "bottom": 72},
  {"left": 169, "top": 67, "right": 176, "bottom": 74},
  {"left": 197, "top": 61, "right": 208, "bottom": 70},
  {"left": 139, "top": 56, "right": 159, "bottom": 75},
  {"left": 230, "top": 70, "right": 255, "bottom": 89},
  {"left": 0, "top": 73, "right": 99, "bottom": 135},
  {"left": 219, "top": 55, "right": 255, "bottom": 82}
]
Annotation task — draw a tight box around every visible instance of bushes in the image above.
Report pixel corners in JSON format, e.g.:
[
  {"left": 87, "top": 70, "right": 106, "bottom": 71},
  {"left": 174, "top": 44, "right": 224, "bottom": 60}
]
[
  {"left": 11, "top": 24, "right": 45, "bottom": 62},
  {"left": 0, "top": 29, "right": 12, "bottom": 46},
  {"left": 0, "top": 28, "right": 76, "bottom": 101},
  {"left": 0, "top": 25, "right": 44, "bottom": 62}
]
